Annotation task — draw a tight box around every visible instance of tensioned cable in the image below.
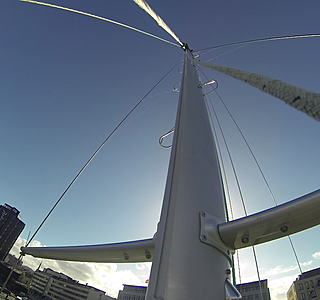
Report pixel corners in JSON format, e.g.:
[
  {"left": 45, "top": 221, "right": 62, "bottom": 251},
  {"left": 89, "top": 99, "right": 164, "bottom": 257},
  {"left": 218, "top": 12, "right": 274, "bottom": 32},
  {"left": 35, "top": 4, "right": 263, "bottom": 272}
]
[
  {"left": 204, "top": 83, "right": 263, "bottom": 298},
  {"left": 20, "top": 0, "right": 180, "bottom": 48},
  {"left": 205, "top": 94, "right": 238, "bottom": 286},
  {"left": 200, "top": 69, "right": 238, "bottom": 287},
  {"left": 214, "top": 86, "right": 305, "bottom": 277},
  {"left": 25, "top": 60, "right": 181, "bottom": 249},
  {"left": 195, "top": 33, "right": 320, "bottom": 52},
  {"left": 0, "top": 61, "right": 181, "bottom": 292},
  {"left": 199, "top": 45, "right": 248, "bottom": 60}
]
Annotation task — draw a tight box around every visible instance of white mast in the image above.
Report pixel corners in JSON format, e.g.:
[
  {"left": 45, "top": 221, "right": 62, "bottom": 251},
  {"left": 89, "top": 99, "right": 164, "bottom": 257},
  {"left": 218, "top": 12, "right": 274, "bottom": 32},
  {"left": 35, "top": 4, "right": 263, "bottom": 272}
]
[{"left": 146, "top": 49, "right": 239, "bottom": 299}]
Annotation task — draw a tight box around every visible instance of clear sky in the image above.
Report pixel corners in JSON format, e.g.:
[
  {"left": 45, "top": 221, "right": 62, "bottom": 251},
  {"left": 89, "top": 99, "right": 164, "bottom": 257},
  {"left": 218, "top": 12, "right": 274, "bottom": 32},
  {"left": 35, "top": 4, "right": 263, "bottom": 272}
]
[{"left": 2, "top": 0, "right": 320, "bottom": 299}]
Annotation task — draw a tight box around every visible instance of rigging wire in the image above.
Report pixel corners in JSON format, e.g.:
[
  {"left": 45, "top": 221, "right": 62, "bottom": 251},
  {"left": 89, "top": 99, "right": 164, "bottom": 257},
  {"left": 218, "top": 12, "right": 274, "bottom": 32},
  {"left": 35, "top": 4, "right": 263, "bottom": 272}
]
[
  {"left": 20, "top": 0, "right": 181, "bottom": 48},
  {"left": 206, "top": 92, "right": 264, "bottom": 297},
  {"left": 199, "top": 69, "right": 238, "bottom": 286},
  {"left": 200, "top": 67, "right": 265, "bottom": 296},
  {"left": 0, "top": 61, "right": 181, "bottom": 292},
  {"left": 195, "top": 33, "right": 320, "bottom": 52},
  {"left": 25, "top": 60, "right": 181, "bottom": 248},
  {"left": 200, "top": 45, "right": 248, "bottom": 60},
  {"left": 204, "top": 93, "right": 237, "bottom": 286},
  {"left": 213, "top": 90, "right": 305, "bottom": 277}
]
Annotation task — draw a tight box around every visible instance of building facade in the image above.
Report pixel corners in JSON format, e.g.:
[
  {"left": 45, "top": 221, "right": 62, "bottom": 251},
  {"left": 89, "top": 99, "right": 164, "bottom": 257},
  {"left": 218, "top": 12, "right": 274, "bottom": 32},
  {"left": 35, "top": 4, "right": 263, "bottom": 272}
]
[
  {"left": 287, "top": 267, "right": 320, "bottom": 300},
  {"left": 117, "top": 284, "right": 147, "bottom": 300},
  {"left": 0, "top": 203, "right": 25, "bottom": 261},
  {"left": 30, "top": 268, "right": 115, "bottom": 300},
  {"left": 236, "top": 279, "right": 271, "bottom": 300}
]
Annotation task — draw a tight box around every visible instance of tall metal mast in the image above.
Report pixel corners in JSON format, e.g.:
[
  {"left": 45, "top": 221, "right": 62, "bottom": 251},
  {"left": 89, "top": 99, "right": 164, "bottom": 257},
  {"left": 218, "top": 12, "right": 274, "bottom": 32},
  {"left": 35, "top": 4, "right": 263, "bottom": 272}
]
[{"left": 146, "top": 50, "right": 239, "bottom": 299}]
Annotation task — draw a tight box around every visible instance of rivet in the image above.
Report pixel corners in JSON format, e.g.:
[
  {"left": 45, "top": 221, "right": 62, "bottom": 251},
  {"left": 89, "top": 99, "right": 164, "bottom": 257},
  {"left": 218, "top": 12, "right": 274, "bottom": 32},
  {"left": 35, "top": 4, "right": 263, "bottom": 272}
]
[
  {"left": 200, "top": 235, "right": 207, "bottom": 241},
  {"left": 280, "top": 225, "right": 288, "bottom": 232},
  {"left": 242, "top": 237, "right": 249, "bottom": 244},
  {"left": 201, "top": 212, "right": 206, "bottom": 217}
]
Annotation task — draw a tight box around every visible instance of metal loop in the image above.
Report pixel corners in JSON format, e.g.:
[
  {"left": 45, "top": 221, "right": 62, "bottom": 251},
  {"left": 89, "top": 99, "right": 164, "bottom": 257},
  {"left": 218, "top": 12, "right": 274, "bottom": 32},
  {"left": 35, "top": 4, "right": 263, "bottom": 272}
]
[
  {"left": 159, "top": 127, "right": 175, "bottom": 148},
  {"left": 198, "top": 79, "right": 218, "bottom": 95}
]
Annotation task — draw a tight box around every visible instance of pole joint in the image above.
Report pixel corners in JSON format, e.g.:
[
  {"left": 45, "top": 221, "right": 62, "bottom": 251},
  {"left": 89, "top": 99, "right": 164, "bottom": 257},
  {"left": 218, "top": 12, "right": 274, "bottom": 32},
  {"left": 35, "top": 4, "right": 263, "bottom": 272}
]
[{"left": 199, "top": 211, "right": 234, "bottom": 264}]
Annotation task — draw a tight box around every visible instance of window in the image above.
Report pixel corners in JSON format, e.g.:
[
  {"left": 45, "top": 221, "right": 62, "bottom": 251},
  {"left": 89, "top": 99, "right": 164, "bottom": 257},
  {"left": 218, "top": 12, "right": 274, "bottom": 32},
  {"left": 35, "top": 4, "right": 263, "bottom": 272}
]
[
  {"left": 306, "top": 282, "right": 309, "bottom": 289},
  {"left": 300, "top": 293, "right": 306, "bottom": 300},
  {"left": 310, "top": 280, "right": 314, "bottom": 288},
  {"left": 263, "top": 293, "right": 267, "bottom": 300},
  {"left": 298, "top": 283, "right": 303, "bottom": 290}
]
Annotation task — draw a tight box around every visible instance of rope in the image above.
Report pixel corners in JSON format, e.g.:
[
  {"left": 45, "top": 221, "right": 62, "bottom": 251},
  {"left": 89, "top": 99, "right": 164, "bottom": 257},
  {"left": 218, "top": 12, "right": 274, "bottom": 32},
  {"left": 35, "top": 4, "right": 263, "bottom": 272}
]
[
  {"left": 20, "top": 0, "right": 180, "bottom": 48},
  {"left": 195, "top": 33, "right": 320, "bottom": 52},
  {"left": 196, "top": 59, "right": 320, "bottom": 122},
  {"left": 133, "top": 0, "right": 183, "bottom": 46}
]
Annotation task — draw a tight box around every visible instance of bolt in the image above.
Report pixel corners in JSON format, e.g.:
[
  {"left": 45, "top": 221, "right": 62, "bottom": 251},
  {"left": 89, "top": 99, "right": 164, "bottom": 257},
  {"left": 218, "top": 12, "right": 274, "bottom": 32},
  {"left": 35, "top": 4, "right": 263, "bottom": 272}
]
[
  {"left": 242, "top": 236, "right": 249, "bottom": 244},
  {"left": 280, "top": 225, "right": 288, "bottom": 232},
  {"left": 200, "top": 235, "right": 207, "bottom": 241},
  {"left": 201, "top": 212, "right": 206, "bottom": 217}
]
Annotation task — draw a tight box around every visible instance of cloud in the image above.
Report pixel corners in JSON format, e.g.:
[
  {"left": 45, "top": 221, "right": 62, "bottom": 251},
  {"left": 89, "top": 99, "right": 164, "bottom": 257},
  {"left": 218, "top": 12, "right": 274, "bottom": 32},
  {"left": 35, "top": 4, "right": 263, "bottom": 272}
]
[
  {"left": 301, "top": 260, "right": 313, "bottom": 266},
  {"left": 313, "top": 252, "right": 320, "bottom": 259},
  {"left": 9, "top": 237, "right": 146, "bottom": 298},
  {"left": 268, "top": 275, "right": 298, "bottom": 300},
  {"left": 135, "top": 263, "right": 151, "bottom": 271},
  {"left": 135, "top": 264, "right": 146, "bottom": 270},
  {"left": 264, "top": 265, "right": 298, "bottom": 276}
]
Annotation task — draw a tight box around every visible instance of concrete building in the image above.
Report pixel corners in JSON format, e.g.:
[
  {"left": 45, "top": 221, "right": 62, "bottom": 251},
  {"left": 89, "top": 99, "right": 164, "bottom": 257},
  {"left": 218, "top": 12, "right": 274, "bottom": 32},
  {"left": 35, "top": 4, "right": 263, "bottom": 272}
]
[
  {"left": 0, "top": 203, "right": 25, "bottom": 260},
  {"left": 4, "top": 253, "right": 23, "bottom": 269},
  {"left": 117, "top": 284, "right": 147, "bottom": 300},
  {"left": 30, "top": 268, "right": 115, "bottom": 300},
  {"left": 287, "top": 267, "right": 320, "bottom": 300},
  {"left": 236, "top": 279, "right": 271, "bottom": 300}
]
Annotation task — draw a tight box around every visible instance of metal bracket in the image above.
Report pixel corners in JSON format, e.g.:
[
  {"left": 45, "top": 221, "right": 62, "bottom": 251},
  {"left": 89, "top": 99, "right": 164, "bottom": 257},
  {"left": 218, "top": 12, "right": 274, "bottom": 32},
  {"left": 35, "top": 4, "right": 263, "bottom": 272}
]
[
  {"left": 225, "top": 279, "right": 242, "bottom": 300},
  {"left": 199, "top": 212, "right": 234, "bottom": 264}
]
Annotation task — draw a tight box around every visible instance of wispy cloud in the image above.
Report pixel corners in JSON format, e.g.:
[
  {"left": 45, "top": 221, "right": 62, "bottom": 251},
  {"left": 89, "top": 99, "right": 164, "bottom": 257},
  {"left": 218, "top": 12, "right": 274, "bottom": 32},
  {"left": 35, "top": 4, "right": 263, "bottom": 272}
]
[
  {"left": 135, "top": 263, "right": 151, "bottom": 271},
  {"left": 301, "top": 260, "right": 313, "bottom": 266},
  {"left": 313, "top": 252, "right": 320, "bottom": 260},
  {"left": 264, "top": 265, "right": 298, "bottom": 276},
  {"left": 10, "top": 237, "right": 148, "bottom": 298},
  {"left": 268, "top": 275, "right": 298, "bottom": 300}
]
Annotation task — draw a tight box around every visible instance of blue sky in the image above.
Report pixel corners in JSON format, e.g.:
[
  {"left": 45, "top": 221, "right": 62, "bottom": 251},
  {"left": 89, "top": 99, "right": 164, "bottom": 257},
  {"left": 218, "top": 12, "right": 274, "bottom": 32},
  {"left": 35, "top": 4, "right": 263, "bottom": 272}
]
[{"left": 2, "top": 0, "right": 320, "bottom": 299}]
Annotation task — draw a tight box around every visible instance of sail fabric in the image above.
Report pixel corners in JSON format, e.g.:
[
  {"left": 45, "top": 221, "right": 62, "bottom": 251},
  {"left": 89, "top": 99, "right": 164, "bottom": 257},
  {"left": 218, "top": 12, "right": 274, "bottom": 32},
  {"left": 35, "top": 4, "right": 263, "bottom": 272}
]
[
  {"left": 196, "top": 59, "right": 320, "bottom": 122},
  {"left": 133, "top": 0, "right": 182, "bottom": 46}
]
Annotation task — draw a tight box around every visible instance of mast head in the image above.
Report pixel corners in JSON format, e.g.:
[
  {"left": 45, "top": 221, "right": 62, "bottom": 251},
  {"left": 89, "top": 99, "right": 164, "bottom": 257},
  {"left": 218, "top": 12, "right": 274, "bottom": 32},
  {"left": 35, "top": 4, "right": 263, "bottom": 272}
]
[{"left": 181, "top": 42, "right": 192, "bottom": 52}]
